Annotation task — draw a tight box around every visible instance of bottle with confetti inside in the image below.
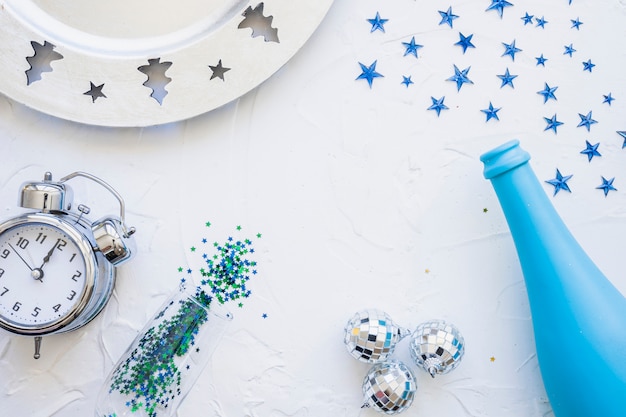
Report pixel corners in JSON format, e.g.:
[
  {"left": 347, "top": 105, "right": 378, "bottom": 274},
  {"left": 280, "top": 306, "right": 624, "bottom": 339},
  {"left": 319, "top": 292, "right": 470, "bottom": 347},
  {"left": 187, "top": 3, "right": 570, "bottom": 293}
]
[{"left": 480, "top": 140, "right": 626, "bottom": 417}]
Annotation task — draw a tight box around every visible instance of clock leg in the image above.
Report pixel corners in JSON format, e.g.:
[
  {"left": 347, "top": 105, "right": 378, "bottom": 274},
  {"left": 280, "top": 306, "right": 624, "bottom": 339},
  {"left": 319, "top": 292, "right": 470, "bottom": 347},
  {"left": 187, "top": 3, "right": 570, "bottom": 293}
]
[{"left": 33, "top": 336, "right": 42, "bottom": 359}]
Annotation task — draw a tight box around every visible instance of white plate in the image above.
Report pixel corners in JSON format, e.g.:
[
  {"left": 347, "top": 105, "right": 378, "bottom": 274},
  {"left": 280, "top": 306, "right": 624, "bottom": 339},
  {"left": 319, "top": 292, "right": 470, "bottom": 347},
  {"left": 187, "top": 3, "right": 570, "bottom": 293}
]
[{"left": 0, "top": 0, "right": 334, "bottom": 126}]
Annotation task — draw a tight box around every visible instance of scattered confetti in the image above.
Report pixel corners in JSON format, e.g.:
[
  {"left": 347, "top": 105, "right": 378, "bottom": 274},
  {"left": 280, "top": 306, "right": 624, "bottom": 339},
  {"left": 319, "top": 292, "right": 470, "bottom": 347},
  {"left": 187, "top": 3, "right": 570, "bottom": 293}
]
[
  {"left": 438, "top": 7, "right": 459, "bottom": 28},
  {"left": 563, "top": 44, "right": 576, "bottom": 57},
  {"left": 447, "top": 65, "right": 474, "bottom": 91},
  {"left": 546, "top": 169, "right": 573, "bottom": 196},
  {"left": 481, "top": 102, "right": 501, "bottom": 122},
  {"left": 356, "top": 61, "right": 384, "bottom": 88},
  {"left": 427, "top": 96, "right": 449, "bottom": 116},
  {"left": 544, "top": 114, "right": 564, "bottom": 134},
  {"left": 535, "top": 54, "right": 548, "bottom": 66},
  {"left": 521, "top": 13, "right": 534, "bottom": 25},
  {"left": 501, "top": 40, "right": 522, "bottom": 61},
  {"left": 455, "top": 32, "right": 476, "bottom": 54},
  {"left": 497, "top": 68, "right": 517, "bottom": 88},
  {"left": 580, "top": 141, "right": 601, "bottom": 162},
  {"left": 577, "top": 111, "right": 597, "bottom": 131},
  {"left": 596, "top": 177, "right": 617, "bottom": 196},
  {"left": 582, "top": 59, "right": 596, "bottom": 72},
  {"left": 402, "top": 37, "right": 423, "bottom": 58},
  {"left": 486, "top": 0, "right": 514, "bottom": 19},
  {"left": 537, "top": 83, "right": 558, "bottom": 103},
  {"left": 401, "top": 76, "right": 414, "bottom": 87},
  {"left": 603, "top": 93, "right": 615, "bottom": 105},
  {"left": 617, "top": 131, "right": 626, "bottom": 148},
  {"left": 367, "top": 12, "right": 388, "bottom": 33}
]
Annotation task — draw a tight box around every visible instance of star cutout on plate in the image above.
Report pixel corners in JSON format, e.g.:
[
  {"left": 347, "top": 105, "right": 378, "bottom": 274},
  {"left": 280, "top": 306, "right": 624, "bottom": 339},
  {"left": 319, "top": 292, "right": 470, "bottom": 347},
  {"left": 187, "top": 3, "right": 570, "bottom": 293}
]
[
  {"left": 447, "top": 65, "right": 474, "bottom": 91},
  {"left": 455, "top": 32, "right": 476, "bottom": 54},
  {"left": 603, "top": 93, "right": 615, "bottom": 105},
  {"left": 401, "top": 75, "right": 414, "bottom": 87},
  {"left": 563, "top": 44, "right": 576, "bottom": 57},
  {"left": 209, "top": 59, "right": 231, "bottom": 81},
  {"left": 617, "top": 131, "right": 626, "bottom": 148},
  {"left": 577, "top": 111, "right": 597, "bottom": 131},
  {"left": 582, "top": 59, "right": 595, "bottom": 72},
  {"left": 596, "top": 176, "right": 617, "bottom": 196},
  {"left": 571, "top": 17, "right": 583, "bottom": 30},
  {"left": 521, "top": 12, "right": 534, "bottom": 25},
  {"left": 580, "top": 141, "right": 601, "bottom": 162},
  {"left": 537, "top": 83, "right": 558, "bottom": 103},
  {"left": 481, "top": 102, "right": 501, "bottom": 122},
  {"left": 544, "top": 114, "right": 564, "bottom": 134},
  {"left": 402, "top": 37, "right": 423, "bottom": 58},
  {"left": 367, "top": 12, "right": 388, "bottom": 33},
  {"left": 356, "top": 60, "right": 383, "bottom": 88},
  {"left": 546, "top": 169, "right": 573, "bottom": 196},
  {"left": 486, "top": 0, "right": 514, "bottom": 18},
  {"left": 427, "top": 96, "right": 449, "bottom": 116},
  {"left": 502, "top": 40, "right": 522, "bottom": 61},
  {"left": 497, "top": 68, "right": 517, "bottom": 88},
  {"left": 535, "top": 54, "right": 548, "bottom": 66},
  {"left": 438, "top": 7, "right": 459, "bottom": 28},
  {"left": 83, "top": 82, "right": 106, "bottom": 102},
  {"left": 535, "top": 16, "right": 548, "bottom": 28}
]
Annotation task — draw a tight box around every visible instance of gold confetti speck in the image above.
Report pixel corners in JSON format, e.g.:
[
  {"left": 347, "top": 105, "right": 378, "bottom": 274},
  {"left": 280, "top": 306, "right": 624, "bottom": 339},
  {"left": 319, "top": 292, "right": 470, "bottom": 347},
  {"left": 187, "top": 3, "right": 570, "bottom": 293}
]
[{"left": 490, "top": 356, "right": 496, "bottom": 362}]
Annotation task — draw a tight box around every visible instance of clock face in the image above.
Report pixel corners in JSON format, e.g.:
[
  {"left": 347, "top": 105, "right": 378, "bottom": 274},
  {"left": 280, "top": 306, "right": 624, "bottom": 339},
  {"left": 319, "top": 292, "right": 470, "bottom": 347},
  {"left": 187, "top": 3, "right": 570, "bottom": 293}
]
[{"left": 0, "top": 222, "right": 88, "bottom": 329}]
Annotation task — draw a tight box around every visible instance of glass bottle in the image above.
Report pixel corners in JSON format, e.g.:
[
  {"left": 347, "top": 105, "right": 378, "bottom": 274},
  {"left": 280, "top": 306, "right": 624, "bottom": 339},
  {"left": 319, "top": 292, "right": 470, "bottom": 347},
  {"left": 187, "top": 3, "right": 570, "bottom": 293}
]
[
  {"left": 481, "top": 140, "right": 626, "bottom": 417},
  {"left": 94, "top": 285, "right": 232, "bottom": 417}
]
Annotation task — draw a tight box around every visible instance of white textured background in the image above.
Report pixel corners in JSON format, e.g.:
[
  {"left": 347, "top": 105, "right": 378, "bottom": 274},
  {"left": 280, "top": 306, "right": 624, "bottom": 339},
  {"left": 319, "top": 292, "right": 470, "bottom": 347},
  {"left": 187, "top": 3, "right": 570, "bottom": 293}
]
[{"left": 1, "top": 0, "right": 625, "bottom": 416}]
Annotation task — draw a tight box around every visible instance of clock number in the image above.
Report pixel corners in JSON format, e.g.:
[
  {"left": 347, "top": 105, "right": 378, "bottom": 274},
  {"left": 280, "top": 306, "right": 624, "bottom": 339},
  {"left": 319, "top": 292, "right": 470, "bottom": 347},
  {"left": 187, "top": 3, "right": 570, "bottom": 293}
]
[
  {"left": 36, "top": 233, "right": 48, "bottom": 244},
  {"left": 71, "top": 270, "right": 82, "bottom": 282},
  {"left": 0, "top": 268, "right": 4, "bottom": 278},
  {"left": 12, "top": 301, "right": 21, "bottom": 311},
  {"left": 52, "top": 304, "right": 61, "bottom": 312},
  {"left": 16, "top": 237, "right": 29, "bottom": 249},
  {"left": 69, "top": 253, "right": 77, "bottom": 263},
  {"left": 32, "top": 307, "right": 41, "bottom": 317},
  {"left": 56, "top": 239, "right": 67, "bottom": 251},
  {"left": 67, "top": 290, "right": 77, "bottom": 301},
  {"left": 1, "top": 249, "right": 10, "bottom": 259},
  {"left": 1, "top": 287, "right": 8, "bottom": 296}
]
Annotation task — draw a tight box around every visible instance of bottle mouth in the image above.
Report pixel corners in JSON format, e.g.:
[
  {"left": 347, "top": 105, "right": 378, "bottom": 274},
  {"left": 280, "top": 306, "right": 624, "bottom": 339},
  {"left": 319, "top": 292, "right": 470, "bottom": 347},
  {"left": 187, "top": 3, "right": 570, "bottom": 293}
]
[{"left": 480, "top": 139, "right": 531, "bottom": 179}]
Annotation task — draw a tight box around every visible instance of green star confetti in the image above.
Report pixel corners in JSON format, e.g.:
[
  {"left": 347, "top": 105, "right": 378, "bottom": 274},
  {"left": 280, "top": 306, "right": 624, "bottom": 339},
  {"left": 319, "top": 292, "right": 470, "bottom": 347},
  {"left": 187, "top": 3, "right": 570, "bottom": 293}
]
[{"left": 106, "top": 223, "right": 261, "bottom": 417}]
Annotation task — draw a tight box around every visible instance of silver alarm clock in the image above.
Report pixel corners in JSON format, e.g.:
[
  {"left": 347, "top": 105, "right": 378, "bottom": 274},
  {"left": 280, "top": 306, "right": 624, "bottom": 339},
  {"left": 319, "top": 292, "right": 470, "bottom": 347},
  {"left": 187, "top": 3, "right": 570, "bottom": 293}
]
[{"left": 0, "top": 171, "right": 135, "bottom": 358}]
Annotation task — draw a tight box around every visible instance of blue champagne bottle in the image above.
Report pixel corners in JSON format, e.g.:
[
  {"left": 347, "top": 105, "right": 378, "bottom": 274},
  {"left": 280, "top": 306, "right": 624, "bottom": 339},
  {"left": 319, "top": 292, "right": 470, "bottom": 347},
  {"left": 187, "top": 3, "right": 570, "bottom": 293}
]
[{"left": 480, "top": 140, "right": 626, "bottom": 417}]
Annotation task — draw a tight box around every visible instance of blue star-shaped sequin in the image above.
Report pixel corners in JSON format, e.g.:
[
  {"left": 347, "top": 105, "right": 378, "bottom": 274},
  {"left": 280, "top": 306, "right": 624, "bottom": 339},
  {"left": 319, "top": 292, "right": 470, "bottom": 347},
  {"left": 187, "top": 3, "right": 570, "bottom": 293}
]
[
  {"left": 546, "top": 169, "right": 573, "bottom": 196},
  {"left": 438, "top": 7, "right": 459, "bottom": 28},
  {"left": 367, "top": 12, "right": 388, "bottom": 33},
  {"left": 535, "top": 16, "right": 548, "bottom": 28},
  {"left": 402, "top": 37, "right": 423, "bottom": 58},
  {"left": 356, "top": 61, "right": 383, "bottom": 88},
  {"left": 455, "top": 32, "right": 476, "bottom": 54},
  {"left": 537, "top": 83, "right": 558, "bottom": 103},
  {"left": 544, "top": 114, "right": 564, "bottom": 134},
  {"left": 603, "top": 93, "right": 615, "bottom": 105},
  {"left": 446, "top": 65, "right": 474, "bottom": 91},
  {"left": 535, "top": 54, "right": 548, "bottom": 66},
  {"left": 580, "top": 141, "right": 601, "bottom": 162},
  {"left": 617, "top": 131, "right": 626, "bottom": 148},
  {"left": 486, "top": 0, "right": 514, "bottom": 18},
  {"left": 582, "top": 59, "right": 595, "bottom": 72},
  {"left": 427, "top": 96, "right": 449, "bottom": 116},
  {"left": 497, "top": 68, "right": 517, "bottom": 88},
  {"left": 596, "top": 176, "right": 617, "bottom": 197},
  {"left": 502, "top": 40, "right": 522, "bottom": 61},
  {"left": 563, "top": 44, "right": 576, "bottom": 57},
  {"left": 401, "top": 75, "right": 414, "bottom": 87},
  {"left": 577, "top": 111, "right": 597, "bottom": 131},
  {"left": 571, "top": 17, "right": 583, "bottom": 30},
  {"left": 521, "top": 12, "right": 534, "bottom": 25},
  {"left": 481, "top": 102, "right": 501, "bottom": 122}
]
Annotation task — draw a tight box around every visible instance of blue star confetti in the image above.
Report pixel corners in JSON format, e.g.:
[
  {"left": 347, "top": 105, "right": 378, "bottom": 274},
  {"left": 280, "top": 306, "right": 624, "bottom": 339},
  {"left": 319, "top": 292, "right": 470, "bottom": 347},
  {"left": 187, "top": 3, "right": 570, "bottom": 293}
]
[
  {"left": 455, "top": 32, "right": 476, "bottom": 54},
  {"left": 521, "top": 12, "right": 534, "bottom": 25},
  {"left": 577, "top": 111, "right": 597, "bottom": 131},
  {"left": 402, "top": 37, "right": 423, "bottom": 58},
  {"left": 401, "top": 76, "right": 414, "bottom": 87},
  {"left": 603, "top": 93, "right": 615, "bottom": 105},
  {"left": 535, "top": 54, "right": 548, "bottom": 66},
  {"left": 582, "top": 59, "right": 595, "bottom": 72},
  {"left": 439, "top": 7, "right": 459, "bottom": 28},
  {"left": 497, "top": 68, "right": 517, "bottom": 88},
  {"left": 427, "top": 96, "right": 449, "bottom": 116},
  {"left": 544, "top": 114, "right": 564, "bottom": 134},
  {"left": 356, "top": 61, "right": 384, "bottom": 88},
  {"left": 571, "top": 17, "right": 583, "bottom": 30},
  {"left": 596, "top": 176, "right": 617, "bottom": 196},
  {"left": 563, "top": 44, "right": 576, "bottom": 57},
  {"left": 546, "top": 169, "right": 573, "bottom": 196},
  {"left": 535, "top": 16, "right": 548, "bottom": 28},
  {"left": 580, "top": 141, "right": 601, "bottom": 162},
  {"left": 486, "top": 0, "right": 514, "bottom": 19},
  {"left": 481, "top": 102, "right": 501, "bottom": 122},
  {"left": 367, "top": 12, "right": 388, "bottom": 33},
  {"left": 617, "top": 131, "right": 626, "bottom": 148},
  {"left": 537, "top": 83, "right": 558, "bottom": 103},
  {"left": 501, "top": 40, "right": 522, "bottom": 61},
  {"left": 447, "top": 65, "right": 474, "bottom": 91}
]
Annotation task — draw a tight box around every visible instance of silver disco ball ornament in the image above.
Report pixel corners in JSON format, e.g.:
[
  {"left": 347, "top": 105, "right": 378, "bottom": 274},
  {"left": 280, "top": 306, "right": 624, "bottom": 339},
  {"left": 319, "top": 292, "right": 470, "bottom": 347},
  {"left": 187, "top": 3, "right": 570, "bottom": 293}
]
[
  {"left": 409, "top": 319, "right": 465, "bottom": 378},
  {"left": 361, "top": 360, "right": 417, "bottom": 414},
  {"left": 344, "top": 309, "right": 410, "bottom": 363}
]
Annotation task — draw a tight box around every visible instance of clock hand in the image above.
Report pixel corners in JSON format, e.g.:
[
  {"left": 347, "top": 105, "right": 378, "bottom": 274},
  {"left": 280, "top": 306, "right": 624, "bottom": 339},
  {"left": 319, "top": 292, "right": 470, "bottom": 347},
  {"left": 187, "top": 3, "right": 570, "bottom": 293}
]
[
  {"left": 8, "top": 243, "right": 34, "bottom": 271},
  {"left": 39, "top": 239, "right": 59, "bottom": 270}
]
